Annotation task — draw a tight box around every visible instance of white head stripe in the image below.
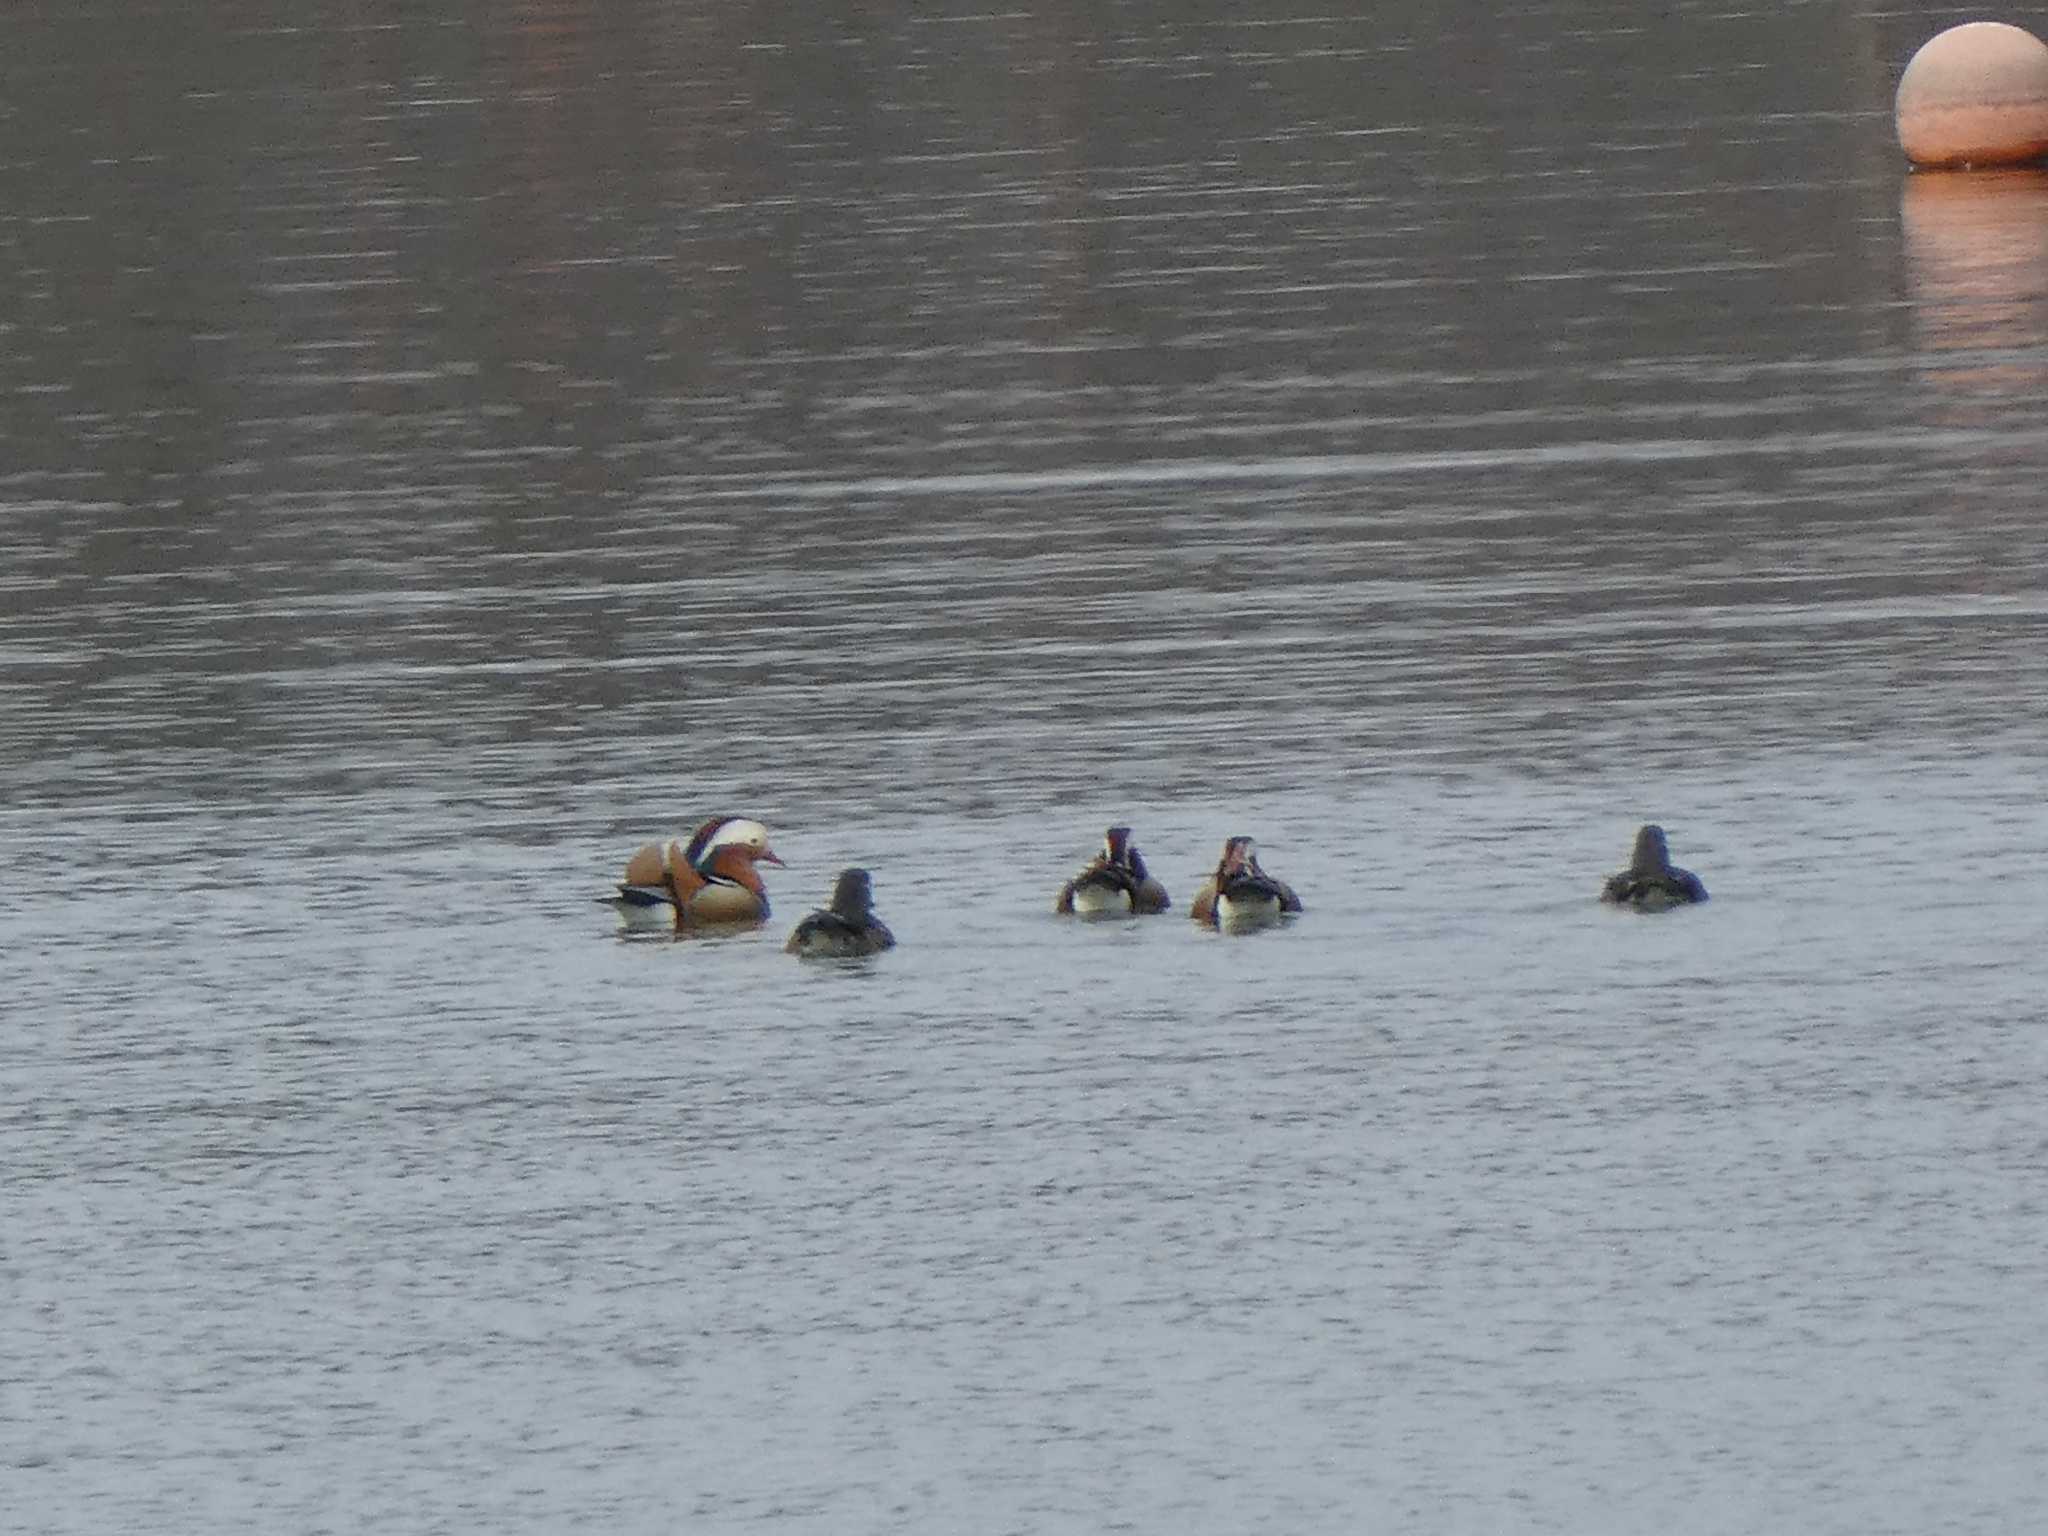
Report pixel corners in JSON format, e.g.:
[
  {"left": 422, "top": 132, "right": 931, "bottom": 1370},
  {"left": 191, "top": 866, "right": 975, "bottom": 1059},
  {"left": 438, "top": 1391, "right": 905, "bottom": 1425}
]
[{"left": 705, "top": 818, "right": 770, "bottom": 853}]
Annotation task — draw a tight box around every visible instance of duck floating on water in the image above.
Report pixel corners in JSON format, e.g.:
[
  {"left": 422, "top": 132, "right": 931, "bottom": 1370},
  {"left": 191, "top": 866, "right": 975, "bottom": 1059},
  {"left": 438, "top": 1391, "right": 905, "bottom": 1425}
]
[
  {"left": 606, "top": 815, "right": 784, "bottom": 932},
  {"left": 786, "top": 867, "right": 896, "bottom": 958},
  {"left": 1054, "top": 825, "right": 1171, "bottom": 916},
  {"left": 1190, "top": 835, "right": 1302, "bottom": 931},
  {"left": 1601, "top": 823, "right": 1708, "bottom": 912}
]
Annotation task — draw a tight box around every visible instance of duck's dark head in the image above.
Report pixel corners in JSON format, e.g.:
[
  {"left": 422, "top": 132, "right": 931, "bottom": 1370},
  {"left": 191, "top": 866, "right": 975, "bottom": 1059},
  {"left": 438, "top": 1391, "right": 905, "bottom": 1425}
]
[
  {"left": 828, "top": 867, "right": 874, "bottom": 919},
  {"left": 1630, "top": 824, "right": 1672, "bottom": 875}
]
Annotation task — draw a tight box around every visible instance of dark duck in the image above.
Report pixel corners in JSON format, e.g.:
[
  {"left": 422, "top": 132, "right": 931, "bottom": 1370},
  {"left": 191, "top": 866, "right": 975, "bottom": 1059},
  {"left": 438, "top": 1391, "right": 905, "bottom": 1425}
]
[
  {"left": 786, "top": 867, "right": 896, "bottom": 957},
  {"left": 1601, "top": 824, "right": 1708, "bottom": 912}
]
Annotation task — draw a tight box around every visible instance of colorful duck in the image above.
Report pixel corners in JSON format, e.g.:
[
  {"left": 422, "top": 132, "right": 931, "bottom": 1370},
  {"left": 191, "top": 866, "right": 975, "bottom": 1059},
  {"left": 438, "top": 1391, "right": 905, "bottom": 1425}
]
[
  {"left": 1189, "top": 835, "right": 1303, "bottom": 931},
  {"left": 606, "top": 815, "right": 784, "bottom": 932},
  {"left": 1054, "top": 825, "right": 1172, "bottom": 916}
]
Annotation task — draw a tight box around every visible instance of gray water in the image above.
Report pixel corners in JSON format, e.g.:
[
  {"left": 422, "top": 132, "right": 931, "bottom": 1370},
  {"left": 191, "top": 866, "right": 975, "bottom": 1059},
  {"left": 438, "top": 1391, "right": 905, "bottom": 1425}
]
[{"left": 6, "top": 2, "right": 2048, "bottom": 1531}]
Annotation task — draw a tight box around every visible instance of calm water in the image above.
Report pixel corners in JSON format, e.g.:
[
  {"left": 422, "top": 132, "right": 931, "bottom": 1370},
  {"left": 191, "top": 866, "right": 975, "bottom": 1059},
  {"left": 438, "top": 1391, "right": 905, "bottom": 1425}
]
[{"left": 7, "top": 1, "right": 2048, "bottom": 1531}]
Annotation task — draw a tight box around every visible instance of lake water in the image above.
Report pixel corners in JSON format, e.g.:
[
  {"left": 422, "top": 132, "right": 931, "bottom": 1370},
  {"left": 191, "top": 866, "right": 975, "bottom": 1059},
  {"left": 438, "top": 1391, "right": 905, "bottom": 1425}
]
[{"left": 6, "top": 1, "right": 2048, "bottom": 1531}]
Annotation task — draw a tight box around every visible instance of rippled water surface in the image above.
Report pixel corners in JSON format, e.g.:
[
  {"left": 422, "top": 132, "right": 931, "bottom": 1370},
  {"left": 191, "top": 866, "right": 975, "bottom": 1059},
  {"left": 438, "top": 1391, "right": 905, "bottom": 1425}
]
[{"left": 7, "top": 1, "right": 2048, "bottom": 1531}]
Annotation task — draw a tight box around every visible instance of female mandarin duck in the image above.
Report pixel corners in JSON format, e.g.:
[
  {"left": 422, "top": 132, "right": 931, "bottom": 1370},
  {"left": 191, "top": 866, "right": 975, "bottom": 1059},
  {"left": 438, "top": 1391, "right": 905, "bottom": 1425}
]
[
  {"left": 1054, "top": 825, "right": 1171, "bottom": 916},
  {"left": 606, "top": 815, "right": 784, "bottom": 932},
  {"left": 1189, "top": 835, "right": 1303, "bottom": 931},
  {"left": 1601, "top": 823, "right": 1708, "bottom": 912},
  {"left": 786, "top": 868, "right": 896, "bottom": 958}
]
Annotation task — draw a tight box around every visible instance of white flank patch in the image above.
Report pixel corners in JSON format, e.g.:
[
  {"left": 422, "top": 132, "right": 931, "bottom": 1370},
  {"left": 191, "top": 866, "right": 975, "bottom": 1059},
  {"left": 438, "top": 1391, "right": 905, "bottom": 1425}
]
[
  {"left": 1070, "top": 883, "right": 1132, "bottom": 917},
  {"left": 1216, "top": 890, "right": 1282, "bottom": 930},
  {"left": 612, "top": 897, "right": 676, "bottom": 931}
]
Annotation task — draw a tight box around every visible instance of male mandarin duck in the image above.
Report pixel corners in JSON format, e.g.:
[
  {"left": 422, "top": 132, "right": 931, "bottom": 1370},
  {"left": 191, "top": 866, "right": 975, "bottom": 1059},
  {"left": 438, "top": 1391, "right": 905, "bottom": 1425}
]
[
  {"left": 1189, "top": 835, "right": 1303, "bottom": 931},
  {"left": 606, "top": 815, "right": 784, "bottom": 932},
  {"left": 1054, "top": 825, "right": 1171, "bottom": 916},
  {"left": 1600, "top": 823, "right": 1708, "bottom": 912},
  {"left": 785, "top": 867, "right": 896, "bottom": 958}
]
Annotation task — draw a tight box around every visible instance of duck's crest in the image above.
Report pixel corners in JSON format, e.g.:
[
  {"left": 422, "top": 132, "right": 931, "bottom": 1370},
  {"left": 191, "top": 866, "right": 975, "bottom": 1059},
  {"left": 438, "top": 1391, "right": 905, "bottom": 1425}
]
[{"left": 685, "top": 815, "right": 771, "bottom": 872}]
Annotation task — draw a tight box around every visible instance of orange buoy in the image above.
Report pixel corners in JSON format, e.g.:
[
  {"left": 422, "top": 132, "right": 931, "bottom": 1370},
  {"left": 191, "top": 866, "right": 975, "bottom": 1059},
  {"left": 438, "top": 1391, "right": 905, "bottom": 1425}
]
[{"left": 1897, "top": 22, "right": 2048, "bottom": 169}]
